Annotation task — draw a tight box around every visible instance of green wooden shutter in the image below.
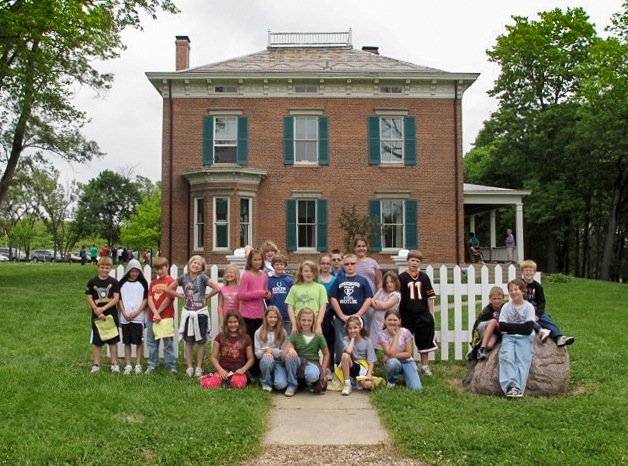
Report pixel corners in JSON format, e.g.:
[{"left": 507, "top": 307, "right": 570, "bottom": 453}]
[
  {"left": 403, "top": 116, "right": 416, "bottom": 166},
  {"left": 368, "top": 116, "right": 381, "bottom": 165},
  {"left": 286, "top": 199, "right": 296, "bottom": 251},
  {"left": 202, "top": 116, "right": 214, "bottom": 165},
  {"left": 284, "top": 116, "right": 294, "bottom": 165},
  {"left": 405, "top": 199, "right": 418, "bottom": 249},
  {"left": 316, "top": 199, "right": 328, "bottom": 251},
  {"left": 236, "top": 116, "right": 248, "bottom": 165},
  {"left": 368, "top": 199, "right": 382, "bottom": 252},
  {"left": 318, "top": 116, "right": 329, "bottom": 165}
]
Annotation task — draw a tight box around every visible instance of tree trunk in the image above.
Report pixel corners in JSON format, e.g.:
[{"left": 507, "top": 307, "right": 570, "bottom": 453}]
[{"left": 600, "top": 164, "right": 628, "bottom": 281}]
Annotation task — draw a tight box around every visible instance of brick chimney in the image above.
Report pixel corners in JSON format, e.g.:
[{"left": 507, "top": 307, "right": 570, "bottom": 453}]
[
  {"left": 175, "top": 35, "right": 190, "bottom": 71},
  {"left": 362, "top": 45, "right": 379, "bottom": 55}
]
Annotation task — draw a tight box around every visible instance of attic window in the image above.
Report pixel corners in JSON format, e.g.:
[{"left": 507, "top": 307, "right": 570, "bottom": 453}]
[
  {"left": 215, "top": 86, "right": 238, "bottom": 93},
  {"left": 295, "top": 85, "right": 318, "bottom": 93},
  {"left": 380, "top": 86, "right": 402, "bottom": 94}
]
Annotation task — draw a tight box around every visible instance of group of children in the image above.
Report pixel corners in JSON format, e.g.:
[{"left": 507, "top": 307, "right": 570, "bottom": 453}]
[{"left": 86, "top": 242, "right": 573, "bottom": 399}]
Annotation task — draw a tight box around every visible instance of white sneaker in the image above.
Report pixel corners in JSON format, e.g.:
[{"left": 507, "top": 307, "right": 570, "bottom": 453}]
[
  {"left": 421, "top": 366, "right": 433, "bottom": 377},
  {"left": 90, "top": 365, "right": 100, "bottom": 373},
  {"left": 539, "top": 328, "right": 551, "bottom": 343},
  {"left": 185, "top": 367, "right": 194, "bottom": 377},
  {"left": 134, "top": 364, "right": 142, "bottom": 374},
  {"left": 285, "top": 386, "right": 296, "bottom": 397},
  {"left": 145, "top": 366, "right": 155, "bottom": 375},
  {"left": 386, "top": 382, "right": 396, "bottom": 389},
  {"left": 341, "top": 384, "right": 352, "bottom": 396},
  {"left": 111, "top": 363, "right": 120, "bottom": 374},
  {"left": 123, "top": 365, "right": 133, "bottom": 375},
  {"left": 325, "top": 368, "right": 334, "bottom": 381},
  {"left": 194, "top": 367, "right": 203, "bottom": 377},
  {"left": 261, "top": 384, "right": 272, "bottom": 392}
]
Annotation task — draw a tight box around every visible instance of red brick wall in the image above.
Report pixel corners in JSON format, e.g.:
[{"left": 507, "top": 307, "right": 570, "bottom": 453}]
[{"left": 160, "top": 96, "right": 464, "bottom": 267}]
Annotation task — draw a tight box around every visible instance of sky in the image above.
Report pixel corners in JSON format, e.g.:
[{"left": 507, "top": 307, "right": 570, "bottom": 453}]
[{"left": 66, "top": 0, "right": 623, "bottom": 185}]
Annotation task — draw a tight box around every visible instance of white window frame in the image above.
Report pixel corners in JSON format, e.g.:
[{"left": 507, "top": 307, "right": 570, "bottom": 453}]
[
  {"left": 213, "top": 197, "right": 230, "bottom": 251},
  {"left": 297, "top": 199, "right": 317, "bottom": 251},
  {"left": 194, "top": 197, "right": 204, "bottom": 250},
  {"left": 239, "top": 198, "right": 252, "bottom": 248},
  {"left": 214, "top": 116, "right": 237, "bottom": 164},
  {"left": 294, "top": 116, "right": 319, "bottom": 165},
  {"left": 380, "top": 199, "right": 405, "bottom": 251},
  {"left": 380, "top": 117, "right": 404, "bottom": 164}
]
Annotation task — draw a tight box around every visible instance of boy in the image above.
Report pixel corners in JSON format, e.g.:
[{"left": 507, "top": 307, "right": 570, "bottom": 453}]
[
  {"left": 469, "top": 286, "right": 504, "bottom": 361},
  {"left": 398, "top": 250, "right": 437, "bottom": 376},
  {"left": 520, "top": 260, "right": 574, "bottom": 347},
  {"left": 498, "top": 278, "right": 535, "bottom": 398},
  {"left": 329, "top": 253, "right": 373, "bottom": 366},
  {"left": 145, "top": 256, "right": 177, "bottom": 374},
  {"left": 266, "top": 254, "right": 294, "bottom": 334},
  {"left": 330, "top": 249, "right": 345, "bottom": 278},
  {"left": 118, "top": 259, "right": 148, "bottom": 374},
  {"left": 85, "top": 256, "right": 120, "bottom": 373}
]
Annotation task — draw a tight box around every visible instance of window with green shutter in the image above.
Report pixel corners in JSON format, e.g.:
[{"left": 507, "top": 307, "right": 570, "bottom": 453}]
[
  {"left": 202, "top": 115, "right": 248, "bottom": 165},
  {"left": 286, "top": 198, "right": 328, "bottom": 251},
  {"left": 368, "top": 116, "right": 417, "bottom": 165},
  {"left": 284, "top": 116, "right": 328, "bottom": 165},
  {"left": 369, "top": 198, "right": 418, "bottom": 251}
]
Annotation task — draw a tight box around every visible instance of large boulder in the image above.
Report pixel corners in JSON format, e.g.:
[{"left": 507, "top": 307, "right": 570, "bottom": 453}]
[{"left": 463, "top": 337, "right": 570, "bottom": 396}]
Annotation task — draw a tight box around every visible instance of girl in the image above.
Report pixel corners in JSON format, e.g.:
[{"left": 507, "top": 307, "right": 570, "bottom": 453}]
[
  {"left": 378, "top": 309, "right": 422, "bottom": 391},
  {"left": 261, "top": 240, "right": 280, "bottom": 277},
  {"left": 254, "top": 306, "right": 288, "bottom": 391},
  {"left": 285, "top": 261, "right": 328, "bottom": 335},
  {"left": 369, "top": 271, "right": 401, "bottom": 350},
  {"left": 283, "top": 308, "right": 330, "bottom": 397},
  {"left": 354, "top": 237, "right": 382, "bottom": 332},
  {"left": 203, "top": 310, "right": 254, "bottom": 389},
  {"left": 118, "top": 259, "right": 148, "bottom": 375},
  {"left": 239, "top": 249, "right": 271, "bottom": 374},
  {"left": 340, "top": 315, "right": 377, "bottom": 396},
  {"left": 166, "top": 255, "right": 220, "bottom": 378},
  {"left": 318, "top": 255, "right": 336, "bottom": 378},
  {"left": 218, "top": 264, "right": 240, "bottom": 326}
]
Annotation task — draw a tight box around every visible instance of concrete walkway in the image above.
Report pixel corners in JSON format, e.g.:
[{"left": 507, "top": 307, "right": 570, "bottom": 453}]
[{"left": 263, "top": 389, "right": 389, "bottom": 445}]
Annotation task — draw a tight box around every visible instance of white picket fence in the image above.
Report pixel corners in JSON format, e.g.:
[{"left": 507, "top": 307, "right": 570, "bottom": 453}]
[{"left": 110, "top": 262, "right": 537, "bottom": 362}]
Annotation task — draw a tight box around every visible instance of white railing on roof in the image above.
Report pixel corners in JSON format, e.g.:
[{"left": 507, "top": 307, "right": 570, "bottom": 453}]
[{"left": 268, "top": 29, "right": 352, "bottom": 48}]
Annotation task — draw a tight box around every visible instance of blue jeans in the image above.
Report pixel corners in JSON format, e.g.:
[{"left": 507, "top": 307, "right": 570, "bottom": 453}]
[
  {"left": 285, "top": 356, "right": 320, "bottom": 389},
  {"left": 146, "top": 321, "right": 176, "bottom": 369},
  {"left": 384, "top": 358, "right": 422, "bottom": 391},
  {"left": 259, "top": 357, "right": 288, "bottom": 390},
  {"left": 333, "top": 317, "right": 348, "bottom": 366},
  {"left": 499, "top": 333, "right": 534, "bottom": 394},
  {"left": 282, "top": 320, "right": 292, "bottom": 337},
  {"left": 534, "top": 312, "right": 562, "bottom": 339}
]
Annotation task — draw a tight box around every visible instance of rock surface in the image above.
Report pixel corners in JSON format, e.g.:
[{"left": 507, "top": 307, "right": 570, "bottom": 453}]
[{"left": 463, "top": 336, "right": 570, "bottom": 395}]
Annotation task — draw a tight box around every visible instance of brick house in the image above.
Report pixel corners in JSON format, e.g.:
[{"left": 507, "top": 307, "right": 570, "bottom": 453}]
[{"left": 146, "top": 31, "right": 479, "bottom": 267}]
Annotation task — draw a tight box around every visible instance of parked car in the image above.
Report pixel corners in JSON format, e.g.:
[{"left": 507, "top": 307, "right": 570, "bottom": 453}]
[
  {"left": 0, "top": 254, "right": 9, "bottom": 262},
  {"left": 69, "top": 252, "right": 82, "bottom": 263},
  {"left": 0, "top": 247, "right": 27, "bottom": 261},
  {"left": 30, "top": 249, "right": 62, "bottom": 262}
]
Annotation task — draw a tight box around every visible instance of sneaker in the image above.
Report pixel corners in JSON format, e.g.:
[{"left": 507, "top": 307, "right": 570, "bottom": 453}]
[
  {"left": 386, "top": 382, "right": 396, "bottom": 389},
  {"left": 477, "top": 348, "right": 488, "bottom": 361},
  {"left": 185, "top": 367, "right": 194, "bottom": 377},
  {"left": 170, "top": 368, "right": 178, "bottom": 374},
  {"left": 325, "top": 368, "right": 334, "bottom": 381},
  {"left": 556, "top": 336, "right": 575, "bottom": 347},
  {"left": 111, "top": 363, "right": 120, "bottom": 374},
  {"left": 123, "top": 365, "right": 133, "bottom": 375},
  {"left": 421, "top": 366, "right": 433, "bottom": 377},
  {"left": 506, "top": 387, "right": 523, "bottom": 398},
  {"left": 145, "top": 366, "right": 156, "bottom": 375},
  {"left": 341, "top": 384, "right": 352, "bottom": 396},
  {"left": 134, "top": 364, "right": 142, "bottom": 374},
  {"left": 90, "top": 365, "right": 100, "bottom": 373},
  {"left": 285, "top": 386, "right": 296, "bottom": 397},
  {"left": 540, "top": 328, "right": 551, "bottom": 343},
  {"left": 194, "top": 367, "right": 203, "bottom": 377},
  {"left": 261, "top": 384, "right": 272, "bottom": 392}
]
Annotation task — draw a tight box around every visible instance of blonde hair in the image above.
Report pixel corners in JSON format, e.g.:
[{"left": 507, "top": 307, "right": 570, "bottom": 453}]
[
  {"left": 186, "top": 255, "right": 206, "bottom": 271},
  {"left": 222, "top": 264, "right": 240, "bottom": 286},
  {"left": 262, "top": 240, "right": 279, "bottom": 253},
  {"left": 296, "top": 308, "right": 315, "bottom": 333},
  {"left": 260, "top": 306, "right": 286, "bottom": 347},
  {"left": 520, "top": 259, "right": 537, "bottom": 271},
  {"left": 294, "top": 260, "right": 318, "bottom": 285},
  {"left": 98, "top": 257, "right": 113, "bottom": 267},
  {"left": 489, "top": 286, "right": 504, "bottom": 298}
]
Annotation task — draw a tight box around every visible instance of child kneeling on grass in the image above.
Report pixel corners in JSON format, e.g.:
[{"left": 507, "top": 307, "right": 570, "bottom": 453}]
[
  {"left": 254, "top": 306, "right": 288, "bottom": 392},
  {"left": 498, "top": 279, "right": 535, "bottom": 398},
  {"left": 203, "top": 311, "right": 254, "bottom": 389},
  {"left": 378, "top": 310, "right": 422, "bottom": 391}
]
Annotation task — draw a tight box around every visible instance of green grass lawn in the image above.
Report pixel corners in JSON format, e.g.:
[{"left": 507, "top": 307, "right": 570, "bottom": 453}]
[{"left": 0, "top": 264, "right": 626, "bottom": 465}]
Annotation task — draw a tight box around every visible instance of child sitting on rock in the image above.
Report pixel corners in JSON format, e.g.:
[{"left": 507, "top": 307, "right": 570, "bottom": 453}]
[{"left": 468, "top": 286, "right": 504, "bottom": 361}]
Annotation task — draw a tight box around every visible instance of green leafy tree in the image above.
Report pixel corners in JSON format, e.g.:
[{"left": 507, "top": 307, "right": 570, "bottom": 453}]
[
  {"left": 337, "top": 205, "right": 379, "bottom": 253},
  {"left": 0, "top": 0, "right": 178, "bottom": 206},
  {"left": 120, "top": 183, "right": 161, "bottom": 251},
  {"left": 73, "top": 170, "right": 141, "bottom": 246}
]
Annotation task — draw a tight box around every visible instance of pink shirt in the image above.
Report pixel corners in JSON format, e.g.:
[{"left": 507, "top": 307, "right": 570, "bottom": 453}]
[
  {"left": 219, "top": 285, "right": 239, "bottom": 316},
  {"left": 238, "top": 270, "right": 268, "bottom": 319}
]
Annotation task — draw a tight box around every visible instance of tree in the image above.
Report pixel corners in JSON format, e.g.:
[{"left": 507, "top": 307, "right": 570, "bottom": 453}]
[
  {"left": 73, "top": 170, "right": 141, "bottom": 246},
  {"left": 120, "top": 182, "right": 161, "bottom": 250},
  {"left": 337, "top": 205, "right": 379, "bottom": 254},
  {"left": 0, "top": 0, "right": 178, "bottom": 206}
]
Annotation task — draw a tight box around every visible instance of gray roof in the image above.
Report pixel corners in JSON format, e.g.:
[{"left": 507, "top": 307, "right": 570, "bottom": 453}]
[{"left": 181, "top": 46, "right": 447, "bottom": 76}]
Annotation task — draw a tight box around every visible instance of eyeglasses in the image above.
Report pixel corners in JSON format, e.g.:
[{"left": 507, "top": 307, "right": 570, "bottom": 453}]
[
  {"left": 332, "top": 258, "right": 342, "bottom": 262},
  {"left": 344, "top": 262, "right": 357, "bottom": 266},
  {"left": 319, "top": 262, "right": 331, "bottom": 266}
]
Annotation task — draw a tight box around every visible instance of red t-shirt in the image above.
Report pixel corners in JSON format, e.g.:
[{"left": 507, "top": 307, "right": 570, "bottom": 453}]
[
  {"left": 148, "top": 275, "right": 175, "bottom": 321},
  {"left": 214, "top": 333, "right": 252, "bottom": 370}
]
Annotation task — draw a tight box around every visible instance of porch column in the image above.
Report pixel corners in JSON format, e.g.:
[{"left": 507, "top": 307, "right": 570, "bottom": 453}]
[
  {"left": 469, "top": 215, "right": 476, "bottom": 234},
  {"left": 489, "top": 209, "right": 497, "bottom": 248},
  {"left": 516, "top": 201, "right": 525, "bottom": 261}
]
